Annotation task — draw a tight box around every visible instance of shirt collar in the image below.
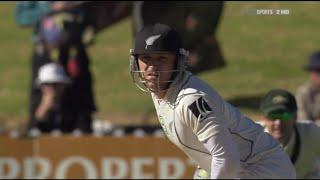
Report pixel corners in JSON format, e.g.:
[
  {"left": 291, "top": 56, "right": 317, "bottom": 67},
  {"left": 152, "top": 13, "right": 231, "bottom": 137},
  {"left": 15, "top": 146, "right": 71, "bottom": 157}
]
[{"left": 152, "top": 71, "right": 192, "bottom": 107}]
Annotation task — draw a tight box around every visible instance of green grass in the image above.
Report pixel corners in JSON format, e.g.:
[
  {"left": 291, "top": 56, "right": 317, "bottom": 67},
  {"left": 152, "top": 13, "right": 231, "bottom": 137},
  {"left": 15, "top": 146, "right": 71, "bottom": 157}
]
[{"left": 0, "top": 2, "right": 319, "bottom": 130}]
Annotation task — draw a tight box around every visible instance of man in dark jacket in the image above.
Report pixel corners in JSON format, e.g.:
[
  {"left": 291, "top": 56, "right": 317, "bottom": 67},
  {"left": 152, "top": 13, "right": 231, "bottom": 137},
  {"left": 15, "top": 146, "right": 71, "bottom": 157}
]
[{"left": 132, "top": 1, "right": 226, "bottom": 74}]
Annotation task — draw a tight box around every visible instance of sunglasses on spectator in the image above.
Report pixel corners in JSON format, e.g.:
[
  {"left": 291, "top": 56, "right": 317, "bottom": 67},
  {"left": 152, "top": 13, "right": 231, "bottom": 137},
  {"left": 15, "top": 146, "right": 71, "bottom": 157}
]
[{"left": 267, "top": 111, "right": 294, "bottom": 121}]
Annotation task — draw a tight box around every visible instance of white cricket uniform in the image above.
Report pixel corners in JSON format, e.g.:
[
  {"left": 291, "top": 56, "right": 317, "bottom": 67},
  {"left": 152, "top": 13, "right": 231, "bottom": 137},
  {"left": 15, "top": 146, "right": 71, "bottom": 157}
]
[
  {"left": 151, "top": 71, "right": 296, "bottom": 179},
  {"left": 259, "top": 120, "right": 320, "bottom": 179}
]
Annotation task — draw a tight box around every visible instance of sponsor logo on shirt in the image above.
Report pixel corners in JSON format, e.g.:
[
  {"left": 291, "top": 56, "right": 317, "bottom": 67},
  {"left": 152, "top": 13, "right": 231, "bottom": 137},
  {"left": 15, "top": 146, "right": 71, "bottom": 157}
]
[{"left": 188, "top": 97, "right": 213, "bottom": 121}]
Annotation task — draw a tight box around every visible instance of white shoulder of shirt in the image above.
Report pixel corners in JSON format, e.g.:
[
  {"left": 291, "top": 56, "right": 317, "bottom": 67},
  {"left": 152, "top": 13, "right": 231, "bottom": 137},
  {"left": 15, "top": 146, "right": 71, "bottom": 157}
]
[
  {"left": 255, "top": 120, "right": 268, "bottom": 132},
  {"left": 255, "top": 120, "right": 265, "bottom": 127},
  {"left": 176, "top": 74, "right": 221, "bottom": 107},
  {"left": 175, "top": 76, "right": 205, "bottom": 106}
]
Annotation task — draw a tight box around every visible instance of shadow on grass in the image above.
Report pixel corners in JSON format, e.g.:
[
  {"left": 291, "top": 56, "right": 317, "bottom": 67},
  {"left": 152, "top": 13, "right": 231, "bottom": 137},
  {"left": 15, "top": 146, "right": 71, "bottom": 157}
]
[{"left": 226, "top": 94, "right": 264, "bottom": 111}]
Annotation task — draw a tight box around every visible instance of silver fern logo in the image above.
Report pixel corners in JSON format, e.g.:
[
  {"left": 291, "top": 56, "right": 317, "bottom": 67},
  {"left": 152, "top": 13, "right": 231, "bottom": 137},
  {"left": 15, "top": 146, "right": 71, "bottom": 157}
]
[
  {"left": 272, "top": 96, "right": 287, "bottom": 104},
  {"left": 145, "top": 35, "right": 161, "bottom": 49}
]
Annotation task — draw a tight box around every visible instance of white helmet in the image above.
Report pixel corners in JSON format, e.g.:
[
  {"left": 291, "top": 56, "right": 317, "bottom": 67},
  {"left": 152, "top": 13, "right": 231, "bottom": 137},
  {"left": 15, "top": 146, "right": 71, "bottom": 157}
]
[{"left": 36, "top": 62, "right": 71, "bottom": 86}]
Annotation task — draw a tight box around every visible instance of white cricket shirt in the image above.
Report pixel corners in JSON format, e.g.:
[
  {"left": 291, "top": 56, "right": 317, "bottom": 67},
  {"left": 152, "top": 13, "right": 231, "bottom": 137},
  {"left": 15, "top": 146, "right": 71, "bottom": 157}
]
[{"left": 151, "top": 71, "right": 284, "bottom": 175}]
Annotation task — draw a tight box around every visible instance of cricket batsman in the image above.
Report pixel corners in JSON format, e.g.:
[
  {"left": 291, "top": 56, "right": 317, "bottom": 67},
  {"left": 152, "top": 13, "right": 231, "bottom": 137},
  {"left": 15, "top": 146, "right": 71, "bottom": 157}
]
[{"left": 129, "top": 23, "right": 296, "bottom": 178}]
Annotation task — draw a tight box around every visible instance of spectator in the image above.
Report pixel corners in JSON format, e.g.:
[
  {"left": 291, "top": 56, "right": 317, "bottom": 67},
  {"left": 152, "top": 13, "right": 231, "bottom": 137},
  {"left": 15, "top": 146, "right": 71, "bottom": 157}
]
[
  {"left": 259, "top": 89, "right": 320, "bottom": 178},
  {"left": 33, "top": 62, "right": 70, "bottom": 132},
  {"left": 296, "top": 51, "right": 320, "bottom": 126},
  {"left": 15, "top": 2, "right": 96, "bottom": 133}
]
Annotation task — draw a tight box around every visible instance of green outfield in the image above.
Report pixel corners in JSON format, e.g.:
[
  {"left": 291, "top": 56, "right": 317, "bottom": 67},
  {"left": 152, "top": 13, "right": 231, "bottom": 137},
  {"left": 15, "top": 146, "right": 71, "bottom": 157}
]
[{"left": 0, "top": 2, "right": 319, "bottom": 131}]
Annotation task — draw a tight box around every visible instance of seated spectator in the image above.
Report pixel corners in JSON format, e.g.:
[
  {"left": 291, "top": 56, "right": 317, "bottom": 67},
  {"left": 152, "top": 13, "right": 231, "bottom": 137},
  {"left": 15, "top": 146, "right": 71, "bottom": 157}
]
[
  {"left": 259, "top": 89, "right": 320, "bottom": 178},
  {"left": 296, "top": 51, "right": 320, "bottom": 126},
  {"left": 33, "top": 62, "right": 70, "bottom": 133}
]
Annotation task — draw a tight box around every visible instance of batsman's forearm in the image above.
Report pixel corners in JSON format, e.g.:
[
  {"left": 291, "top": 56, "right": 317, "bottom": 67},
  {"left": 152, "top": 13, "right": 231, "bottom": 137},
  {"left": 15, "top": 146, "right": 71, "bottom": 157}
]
[
  {"left": 210, "top": 153, "right": 239, "bottom": 179},
  {"left": 204, "top": 132, "right": 240, "bottom": 178}
]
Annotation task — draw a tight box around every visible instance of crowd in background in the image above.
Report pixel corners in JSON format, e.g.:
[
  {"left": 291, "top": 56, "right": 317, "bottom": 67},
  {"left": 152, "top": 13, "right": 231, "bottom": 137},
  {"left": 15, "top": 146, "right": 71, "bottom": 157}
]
[
  {"left": 12, "top": 1, "right": 320, "bottom": 135},
  {"left": 7, "top": 1, "right": 320, "bottom": 178},
  {"left": 14, "top": 1, "right": 226, "bottom": 135}
]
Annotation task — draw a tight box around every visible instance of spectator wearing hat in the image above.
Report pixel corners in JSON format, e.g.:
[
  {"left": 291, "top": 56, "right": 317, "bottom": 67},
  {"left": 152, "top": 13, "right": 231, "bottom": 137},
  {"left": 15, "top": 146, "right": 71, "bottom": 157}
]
[
  {"left": 32, "top": 62, "right": 70, "bottom": 133},
  {"left": 296, "top": 51, "right": 320, "bottom": 125},
  {"left": 16, "top": 2, "right": 68, "bottom": 132},
  {"left": 16, "top": 2, "right": 96, "bottom": 133},
  {"left": 259, "top": 89, "right": 320, "bottom": 178},
  {"left": 32, "top": 61, "right": 96, "bottom": 134}
]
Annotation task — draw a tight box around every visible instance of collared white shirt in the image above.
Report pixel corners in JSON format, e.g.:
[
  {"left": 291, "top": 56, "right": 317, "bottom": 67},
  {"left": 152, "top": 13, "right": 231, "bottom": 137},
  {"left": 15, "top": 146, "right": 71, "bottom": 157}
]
[{"left": 151, "top": 71, "right": 282, "bottom": 174}]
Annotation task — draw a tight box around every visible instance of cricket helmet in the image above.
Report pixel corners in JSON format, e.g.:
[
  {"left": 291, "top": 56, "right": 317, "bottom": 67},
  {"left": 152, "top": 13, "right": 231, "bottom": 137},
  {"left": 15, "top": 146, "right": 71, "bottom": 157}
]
[{"left": 130, "top": 23, "right": 189, "bottom": 92}]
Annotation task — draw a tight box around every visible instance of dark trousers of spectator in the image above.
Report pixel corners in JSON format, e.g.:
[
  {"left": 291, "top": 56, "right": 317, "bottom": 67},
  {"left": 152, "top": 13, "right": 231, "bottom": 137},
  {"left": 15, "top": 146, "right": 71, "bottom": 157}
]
[{"left": 28, "top": 42, "right": 96, "bottom": 134}]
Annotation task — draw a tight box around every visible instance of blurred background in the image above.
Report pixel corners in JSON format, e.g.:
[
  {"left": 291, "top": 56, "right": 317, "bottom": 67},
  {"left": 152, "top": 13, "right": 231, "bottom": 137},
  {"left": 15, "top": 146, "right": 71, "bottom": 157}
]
[
  {"left": 1, "top": 1, "right": 320, "bottom": 179},
  {"left": 0, "top": 2, "right": 317, "bottom": 132}
]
